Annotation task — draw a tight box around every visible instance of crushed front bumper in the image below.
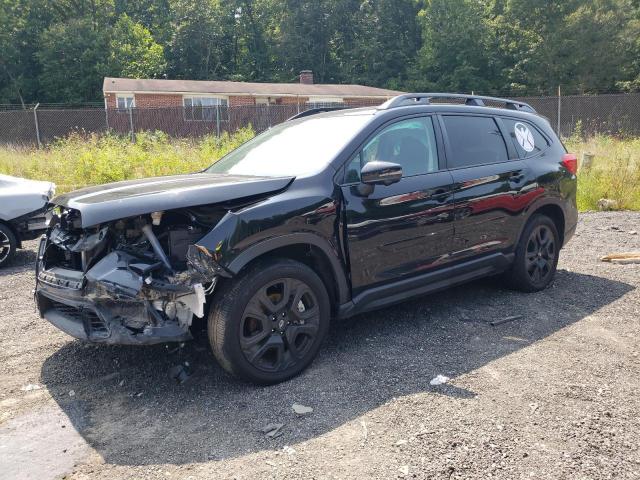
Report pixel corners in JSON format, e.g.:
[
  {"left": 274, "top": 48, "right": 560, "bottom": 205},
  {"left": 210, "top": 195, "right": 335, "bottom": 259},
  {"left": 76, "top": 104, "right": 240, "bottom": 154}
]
[{"left": 35, "top": 240, "right": 195, "bottom": 345}]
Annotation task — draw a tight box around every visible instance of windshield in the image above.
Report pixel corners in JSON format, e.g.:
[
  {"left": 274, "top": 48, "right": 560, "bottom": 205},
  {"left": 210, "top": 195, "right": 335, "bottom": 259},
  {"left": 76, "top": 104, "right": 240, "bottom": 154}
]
[{"left": 206, "top": 113, "right": 372, "bottom": 177}]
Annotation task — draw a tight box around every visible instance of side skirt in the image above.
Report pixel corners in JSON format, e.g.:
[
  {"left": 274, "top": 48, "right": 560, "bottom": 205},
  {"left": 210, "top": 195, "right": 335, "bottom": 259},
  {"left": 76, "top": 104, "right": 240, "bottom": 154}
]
[{"left": 337, "top": 252, "right": 514, "bottom": 319}]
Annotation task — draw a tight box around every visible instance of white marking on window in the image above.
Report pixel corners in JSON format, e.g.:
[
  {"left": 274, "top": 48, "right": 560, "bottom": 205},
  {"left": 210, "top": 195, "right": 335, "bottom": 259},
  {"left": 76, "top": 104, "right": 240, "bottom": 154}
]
[{"left": 514, "top": 122, "right": 535, "bottom": 152}]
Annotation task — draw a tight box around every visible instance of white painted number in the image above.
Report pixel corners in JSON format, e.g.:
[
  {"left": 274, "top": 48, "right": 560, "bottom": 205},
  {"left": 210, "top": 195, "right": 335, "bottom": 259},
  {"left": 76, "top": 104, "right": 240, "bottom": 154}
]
[{"left": 514, "top": 122, "right": 535, "bottom": 153}]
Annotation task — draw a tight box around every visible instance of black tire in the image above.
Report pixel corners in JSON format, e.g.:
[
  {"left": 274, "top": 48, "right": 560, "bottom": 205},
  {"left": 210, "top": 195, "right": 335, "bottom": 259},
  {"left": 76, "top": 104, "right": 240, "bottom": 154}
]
[
  {"left": 208, "top": 258, "right": 330, "bottom": 384},
  {"left": 0, "top": 223, "right": 17, "bottom": 268},
  {"left": 503, "top": 215, "right": 560, "bottom": 292}
]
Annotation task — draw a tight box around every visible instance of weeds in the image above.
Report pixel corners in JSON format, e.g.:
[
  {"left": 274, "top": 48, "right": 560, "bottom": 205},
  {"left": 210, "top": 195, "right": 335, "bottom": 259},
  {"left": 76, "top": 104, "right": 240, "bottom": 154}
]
[
  {"left": 0, "top": 128, "right": 254, "bottom": 193},
  {"left": 0, "top": 128, "right": 638, "bottom": 211},
  {"left": 565, "top": 134, "right": 640, "bottom": 211}
]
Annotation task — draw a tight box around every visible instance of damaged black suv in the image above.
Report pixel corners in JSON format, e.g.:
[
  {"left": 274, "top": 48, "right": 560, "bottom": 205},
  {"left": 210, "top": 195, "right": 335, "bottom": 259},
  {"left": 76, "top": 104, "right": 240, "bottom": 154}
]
[{"left": 36, "top": 93, "right": 578, "bottom": 384}]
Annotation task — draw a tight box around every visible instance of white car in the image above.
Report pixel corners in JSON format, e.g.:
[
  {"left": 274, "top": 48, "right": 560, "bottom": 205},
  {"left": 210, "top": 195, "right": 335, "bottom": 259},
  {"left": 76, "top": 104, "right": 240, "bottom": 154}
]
[{"left": 0, "top": 174, "right": 55, "bottom": 267}]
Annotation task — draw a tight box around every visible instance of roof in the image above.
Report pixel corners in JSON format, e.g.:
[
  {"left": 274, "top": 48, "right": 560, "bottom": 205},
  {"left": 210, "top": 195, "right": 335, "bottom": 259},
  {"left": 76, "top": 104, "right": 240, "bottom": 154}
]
[{"left": 103, "top": 77, "right": 402, "bottom": 98}]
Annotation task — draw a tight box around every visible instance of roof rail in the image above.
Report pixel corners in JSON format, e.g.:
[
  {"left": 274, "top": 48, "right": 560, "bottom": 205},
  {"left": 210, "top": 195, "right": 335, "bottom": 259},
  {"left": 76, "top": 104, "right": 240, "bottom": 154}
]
[
  {"left": 287, "top": 106, "right": 348, "bottom": 121},
  {"left": 379, "top": 93, "right": 536, "bottom": 113}
]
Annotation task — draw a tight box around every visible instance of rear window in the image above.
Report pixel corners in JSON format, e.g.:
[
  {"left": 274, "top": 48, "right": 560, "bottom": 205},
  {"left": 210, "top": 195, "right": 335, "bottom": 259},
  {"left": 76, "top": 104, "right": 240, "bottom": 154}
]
[
  {"left": 442, "top": 116, "right": 509, "bottom": 168},
  {"left": 501, "top": 118, "right": 549, "bottom": 157}
]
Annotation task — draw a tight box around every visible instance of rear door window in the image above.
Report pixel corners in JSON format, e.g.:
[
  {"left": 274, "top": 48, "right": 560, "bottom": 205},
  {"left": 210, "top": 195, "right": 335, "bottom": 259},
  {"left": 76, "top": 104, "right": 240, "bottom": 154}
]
[
  {"left": 442, "top": 115, "right": 509, "bottom": 168},
  {"left": 501, "top": 118, "right": 549, "bottom": 157}
]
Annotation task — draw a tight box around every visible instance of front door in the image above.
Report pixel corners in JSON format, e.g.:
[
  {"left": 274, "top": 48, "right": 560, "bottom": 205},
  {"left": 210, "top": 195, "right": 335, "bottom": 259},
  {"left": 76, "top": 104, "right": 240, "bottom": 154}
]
[{"left": 340, "top": 116, "right": 456, "bottom": 296}]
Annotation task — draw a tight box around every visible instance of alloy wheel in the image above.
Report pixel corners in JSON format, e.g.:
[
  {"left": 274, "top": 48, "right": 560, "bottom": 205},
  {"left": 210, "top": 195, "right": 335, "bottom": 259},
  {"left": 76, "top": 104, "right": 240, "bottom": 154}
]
[
  {"left": 525, "top": 225, "right": 556, "bottom": 284},
  {"left": 239, "top": 277, "right": 320, "bottom": 373},
  {"left": 0, "top": 230, "right": 11, "bottom": 263}
]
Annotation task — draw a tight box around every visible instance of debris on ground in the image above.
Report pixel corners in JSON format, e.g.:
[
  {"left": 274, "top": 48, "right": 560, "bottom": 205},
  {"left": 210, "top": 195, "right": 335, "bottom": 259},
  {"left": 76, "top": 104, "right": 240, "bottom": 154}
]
[
  {"left": 20, "top": 384, "right": 42, "bottom": 391},
  {"left": 601, "top": 252, "right": 640, "bottom": 264},
  {"left": 597, "top": 198, "right": 619, "bottom": 211},
  {"left": 292, "top": 403, "right": 313, "bottom": 415},
  {"left": 489, "top": 315, "right": 524, "bottom": 326},
  {"left": 68, "top": 390, "right": 75, "bottom": 397},
  {"left": 429, "top": 375, "right": 450, "bottom": 386},
  {"left": 282, "top": 445, "right": 296, "bottom": 455},
  {"left": 169, "top": 364, "right": 192, "bottom": 384},
  {"left": 399, "top": 465, "right": 410, "bottom": 476},
  {"left": 360, "top": 420, "right": 368, "bottom": 444},
  {"left": 630, "top": 230, "right": 638, "bottom": 235},
  {"left": 261, "top": 423, "right": 284, "bottom": 438},
  {"left": 529, "top": 403, "right": 539, "bottom": 413},
  {"left": 394, "top": 439, "right": 408, "bottom": 446}
]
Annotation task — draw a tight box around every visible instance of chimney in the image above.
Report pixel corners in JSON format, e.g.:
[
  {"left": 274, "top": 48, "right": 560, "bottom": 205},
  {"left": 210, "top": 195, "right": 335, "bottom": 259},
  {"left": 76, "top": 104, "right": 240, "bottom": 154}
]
[{"left": 299, "top": 70, "right": 314, "bottom": 85}]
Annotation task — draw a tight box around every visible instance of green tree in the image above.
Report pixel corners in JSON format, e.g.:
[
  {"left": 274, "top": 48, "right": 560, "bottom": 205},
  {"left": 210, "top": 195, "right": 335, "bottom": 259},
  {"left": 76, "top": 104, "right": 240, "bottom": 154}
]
[
  {"left": 105, "top": 14, "right": 166, "bottom": 78},
  {"left": 167, "top": 0, "right": 235, "bottom": 80},
  {"left": 36, "top": 18, "right": 109, "bottom": 102},
  {"left": 343, "top": 0, "right": 421, "bottom": 89},
  {"left": 412, "top": 0, "right": 503, "bottom": 92}
]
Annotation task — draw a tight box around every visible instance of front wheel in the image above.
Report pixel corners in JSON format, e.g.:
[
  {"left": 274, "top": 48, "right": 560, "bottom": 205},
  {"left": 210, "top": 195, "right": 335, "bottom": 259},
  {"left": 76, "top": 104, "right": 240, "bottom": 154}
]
[
  {"left": 504, "top": 215, "right": 560, "bottom": 292},
  {"left": 208, "top": 259, "right": 330, "bottom": 384},
  {"left": 0, "top": 224, "right": 16, "bottom": 268}
]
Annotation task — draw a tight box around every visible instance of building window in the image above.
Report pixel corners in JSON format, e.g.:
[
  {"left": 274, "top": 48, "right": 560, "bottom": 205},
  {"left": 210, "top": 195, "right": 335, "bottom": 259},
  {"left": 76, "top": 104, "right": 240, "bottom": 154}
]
[
  {"left": 307, "top": 96, "right": 344, "bottom": 108},
  {"left": 255, "top": 97, "right": 275, "bottom": 105},
  {"left": 183, "top": 96, "right": 229, "bottom": 121},
  {"left": 116, "top": 95, "right": 135, "bottom": 109}
]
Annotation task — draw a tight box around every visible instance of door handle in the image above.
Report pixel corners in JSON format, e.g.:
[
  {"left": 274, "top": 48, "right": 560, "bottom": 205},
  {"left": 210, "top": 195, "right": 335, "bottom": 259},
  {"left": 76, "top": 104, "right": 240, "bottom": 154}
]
[
  {"left": 430, "top": 188, "right": 450, "bottom": 202},
  {"left": 509, "top": 171, "right": 525, "bottom": 183}
]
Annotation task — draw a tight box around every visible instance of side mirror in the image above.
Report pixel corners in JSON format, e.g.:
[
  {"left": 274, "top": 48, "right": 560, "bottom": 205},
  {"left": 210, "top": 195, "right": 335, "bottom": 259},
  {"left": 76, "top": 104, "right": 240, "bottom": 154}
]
[{"left": 360, "top": 161, "right": 403, "bottom": 186}]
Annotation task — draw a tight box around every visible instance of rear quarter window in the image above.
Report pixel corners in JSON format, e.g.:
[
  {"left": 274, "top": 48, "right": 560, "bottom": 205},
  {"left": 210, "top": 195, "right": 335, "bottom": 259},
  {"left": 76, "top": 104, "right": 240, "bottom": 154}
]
[{"left": 501, "top": 118, "right": 550, "bottom": 158}]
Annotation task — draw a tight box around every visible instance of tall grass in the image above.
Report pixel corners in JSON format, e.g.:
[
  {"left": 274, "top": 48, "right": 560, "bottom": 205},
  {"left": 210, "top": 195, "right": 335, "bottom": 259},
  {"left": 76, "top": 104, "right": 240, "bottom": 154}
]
[
  {"left": 0, "top": 128, "right": 638, "bottom": 211},
  {"left": 565, "top": 131, "right": 640, "bottom": 211},
  {"left": 0, "top": 128, "right": 255, "bottom": 194}
]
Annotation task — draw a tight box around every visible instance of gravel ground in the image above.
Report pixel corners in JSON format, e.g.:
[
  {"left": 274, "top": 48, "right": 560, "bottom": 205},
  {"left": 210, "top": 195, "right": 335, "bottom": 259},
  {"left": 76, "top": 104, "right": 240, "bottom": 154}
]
[{"left": 0, "top": 212, "right": 639, "bottom": 479}]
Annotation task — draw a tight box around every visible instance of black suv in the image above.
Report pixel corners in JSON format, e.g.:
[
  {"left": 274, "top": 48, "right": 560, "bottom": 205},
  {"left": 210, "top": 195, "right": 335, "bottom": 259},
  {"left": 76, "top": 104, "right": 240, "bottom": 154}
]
[{"left": 35, "top": 93, "right": 578, "bottom": 384}]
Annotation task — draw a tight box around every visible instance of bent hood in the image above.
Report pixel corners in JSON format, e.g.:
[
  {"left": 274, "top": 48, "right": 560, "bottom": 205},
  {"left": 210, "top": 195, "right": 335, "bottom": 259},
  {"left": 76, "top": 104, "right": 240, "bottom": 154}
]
[{"left": 52, "top": 173, "right": 294, "bottom": 227}]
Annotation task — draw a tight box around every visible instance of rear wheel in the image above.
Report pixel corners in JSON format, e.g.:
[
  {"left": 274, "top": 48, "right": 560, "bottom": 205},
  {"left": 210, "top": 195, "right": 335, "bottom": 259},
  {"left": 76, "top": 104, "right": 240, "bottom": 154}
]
[
  {"left": 504, "top": 215, "right": 559, "bottom": 292},
  {"left": 0, "top": 224, "right": 16, "bottom": 268},
  {"left": 208, "top": 258, "right": 330, "bottom": 384}
]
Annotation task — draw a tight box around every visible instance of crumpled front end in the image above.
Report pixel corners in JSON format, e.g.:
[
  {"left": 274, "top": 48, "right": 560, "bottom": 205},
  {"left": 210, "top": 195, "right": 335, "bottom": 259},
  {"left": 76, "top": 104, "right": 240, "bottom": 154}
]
[{"left": 35, "top": 206, "right": 227, "bottom": 345}]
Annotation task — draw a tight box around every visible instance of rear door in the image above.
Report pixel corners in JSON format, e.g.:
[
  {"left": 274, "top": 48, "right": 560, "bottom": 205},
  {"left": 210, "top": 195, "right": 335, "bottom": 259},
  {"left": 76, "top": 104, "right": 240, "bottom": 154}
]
[
  {"left": 439, "top": 114, "right": 532, "bottom": 262},
  {"left": 340, "top": 116, "right": 455, "bottom": 295}
]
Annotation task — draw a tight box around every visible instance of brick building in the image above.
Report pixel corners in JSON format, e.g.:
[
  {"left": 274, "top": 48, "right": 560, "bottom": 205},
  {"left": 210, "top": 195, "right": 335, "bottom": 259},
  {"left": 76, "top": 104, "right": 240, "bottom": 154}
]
[{"left": 103, "top": 71, "right": 402, "bottom": 112}]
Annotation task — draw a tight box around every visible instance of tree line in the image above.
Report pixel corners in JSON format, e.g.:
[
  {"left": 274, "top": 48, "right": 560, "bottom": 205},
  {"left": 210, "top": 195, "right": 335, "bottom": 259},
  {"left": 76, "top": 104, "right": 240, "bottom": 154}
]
[{"left": 1, "top": 0, "right": 639, "bottom": 105}]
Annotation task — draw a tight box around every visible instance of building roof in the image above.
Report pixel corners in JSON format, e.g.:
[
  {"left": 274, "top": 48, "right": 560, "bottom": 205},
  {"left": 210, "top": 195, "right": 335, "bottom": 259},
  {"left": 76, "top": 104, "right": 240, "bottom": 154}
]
[{"left": 103, "top": 77, "right": 402, "bottom": 98}]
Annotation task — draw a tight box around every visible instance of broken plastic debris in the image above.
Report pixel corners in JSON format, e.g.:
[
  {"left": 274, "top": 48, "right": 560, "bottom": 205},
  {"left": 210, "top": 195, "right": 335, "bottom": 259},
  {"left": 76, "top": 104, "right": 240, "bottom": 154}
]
[
  {"left": 68, "top": 390, "right": 75, "bottom": 397},
  {"left": 429, "top": 375, "right": 450, "bottom": 386},
  {"left": 282, "top": 445, "right": 296, "bottom": 455},
  {"left": 292, "top": 403, "right": 313, "bottom": 415},
  {"left": 20, "top": 384, "right": 42, "bottom": 392},
  {"left": 169, "top": 364, "right": 191, "bottom": 384},
  {"left": 399, "top": 465, "right": 409, "bottom": 476},
  {"left": 261, "top": 423, "right": 284, "bottom": 438}
]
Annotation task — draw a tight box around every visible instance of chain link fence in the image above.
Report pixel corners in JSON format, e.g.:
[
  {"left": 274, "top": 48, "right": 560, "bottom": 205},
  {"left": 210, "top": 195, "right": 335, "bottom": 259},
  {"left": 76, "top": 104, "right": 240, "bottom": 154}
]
[{"left": 2, "top": 93, "right": 640, "bottom": 146}]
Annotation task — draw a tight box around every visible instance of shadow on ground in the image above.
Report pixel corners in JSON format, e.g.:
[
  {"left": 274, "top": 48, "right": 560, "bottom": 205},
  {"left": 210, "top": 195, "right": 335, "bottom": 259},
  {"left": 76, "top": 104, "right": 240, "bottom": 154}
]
[
  {"left": 0, "top": 247, "right": 37, "bottom": 277},
  {"left": 41, "top": 269, "right": 633, "bottom": 465}
]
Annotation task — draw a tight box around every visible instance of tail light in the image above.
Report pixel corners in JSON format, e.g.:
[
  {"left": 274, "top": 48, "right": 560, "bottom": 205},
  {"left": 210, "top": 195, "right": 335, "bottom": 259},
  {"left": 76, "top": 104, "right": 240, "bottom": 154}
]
[{"left": 562, "top": 154, "right": 578, "bottom": 175}]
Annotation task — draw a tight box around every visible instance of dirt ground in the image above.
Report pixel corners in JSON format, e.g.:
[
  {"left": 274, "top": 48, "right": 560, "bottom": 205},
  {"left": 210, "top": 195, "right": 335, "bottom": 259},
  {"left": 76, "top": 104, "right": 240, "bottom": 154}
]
[{"left": 1, "top": 212, "right": 639, "bottom": 480}]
